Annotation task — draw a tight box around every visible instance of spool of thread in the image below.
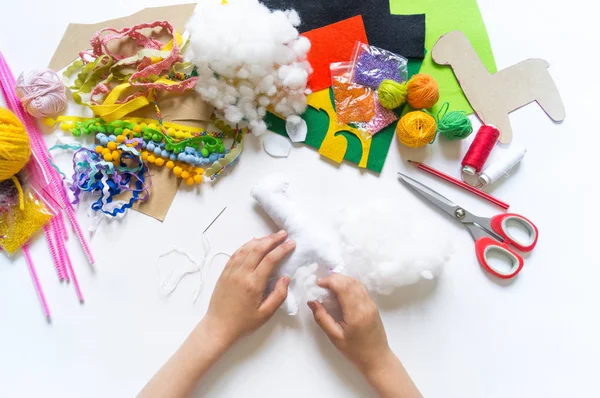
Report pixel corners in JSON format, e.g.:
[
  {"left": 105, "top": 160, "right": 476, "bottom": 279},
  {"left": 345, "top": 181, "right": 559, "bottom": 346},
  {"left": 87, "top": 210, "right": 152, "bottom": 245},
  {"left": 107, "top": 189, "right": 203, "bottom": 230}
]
[
  {"left": 436, "top": 102, "right": 473, "bottom": 140},
  {"left": 395, "top": 111, "right": 437, "bottom": 148},
  {"left": 461, "top": 125, "right": 500, "bottom": 175},
  {"left": 16, "top": 69, "right": 67, "bottom": 118},
  {"left": 479, "top": 146, "right": 527, "bottom": 186},
  {"left": 377, "top": 73, "right": 439, "bottom": 110},
  {"left": 0, "top": 107, "right": 31, "bottom": 209}
]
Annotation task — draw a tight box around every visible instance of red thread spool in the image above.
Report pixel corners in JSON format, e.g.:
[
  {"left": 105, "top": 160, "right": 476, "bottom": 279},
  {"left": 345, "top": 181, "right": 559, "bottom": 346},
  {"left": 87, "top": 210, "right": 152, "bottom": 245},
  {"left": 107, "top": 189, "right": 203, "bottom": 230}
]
[{"left": 461, "top": 125, "right": 500, "bottom": 175}]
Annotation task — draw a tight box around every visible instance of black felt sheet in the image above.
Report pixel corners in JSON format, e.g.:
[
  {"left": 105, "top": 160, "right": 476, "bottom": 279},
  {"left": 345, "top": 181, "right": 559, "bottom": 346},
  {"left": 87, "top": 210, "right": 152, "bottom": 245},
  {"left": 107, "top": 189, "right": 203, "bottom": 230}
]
[{"left": 262, "top": 0, "right": 426, "bottom": 59}]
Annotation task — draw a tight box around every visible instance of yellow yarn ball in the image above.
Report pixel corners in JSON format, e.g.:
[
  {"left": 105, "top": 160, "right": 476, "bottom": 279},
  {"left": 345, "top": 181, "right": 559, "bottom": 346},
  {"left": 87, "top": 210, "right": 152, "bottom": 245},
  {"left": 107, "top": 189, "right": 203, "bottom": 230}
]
[
  {"left": 395, "top": 111, "right": 437, "bottom": 148},
  {"left": 406, "top": 74, "right": 439, "bottom": 109},
  {"left": 0, "top": 107, "right": 31, "bottom": 181},
  {"left": 377, "top": 79, "right": 407, "bottom": 109}
]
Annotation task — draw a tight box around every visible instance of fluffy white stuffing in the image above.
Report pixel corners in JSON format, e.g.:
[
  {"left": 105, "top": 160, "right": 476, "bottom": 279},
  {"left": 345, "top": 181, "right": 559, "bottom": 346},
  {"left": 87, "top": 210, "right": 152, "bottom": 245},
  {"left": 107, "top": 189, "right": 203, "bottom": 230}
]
[
  {"left": 252, "top": 176, "right": 455, "bottom": 314},
  {"left": 293, "top": 264, "right": 330, "bottom": 302},
  {"left": 252, "top": 174, "right": 344, "bottom": 314},
  {"left": 334, "top": 198, "right": 454, "bottom": 295},
  {"left": 186, "top": 0, "right": 311, "bottom": 136}
]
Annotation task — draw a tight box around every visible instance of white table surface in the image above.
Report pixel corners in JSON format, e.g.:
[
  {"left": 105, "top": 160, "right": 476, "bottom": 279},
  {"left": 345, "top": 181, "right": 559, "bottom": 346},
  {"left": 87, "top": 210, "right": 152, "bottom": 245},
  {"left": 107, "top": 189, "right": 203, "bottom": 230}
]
[{"left": 1, "top": 1, "right": 598, "bottom": 397}]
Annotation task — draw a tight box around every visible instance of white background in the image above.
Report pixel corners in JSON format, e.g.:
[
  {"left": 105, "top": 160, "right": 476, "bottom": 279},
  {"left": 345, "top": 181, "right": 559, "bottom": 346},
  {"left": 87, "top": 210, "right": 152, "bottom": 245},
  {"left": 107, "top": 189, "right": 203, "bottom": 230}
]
[{"left": 1, "top": 1, "right": 598, "bottom": 397}]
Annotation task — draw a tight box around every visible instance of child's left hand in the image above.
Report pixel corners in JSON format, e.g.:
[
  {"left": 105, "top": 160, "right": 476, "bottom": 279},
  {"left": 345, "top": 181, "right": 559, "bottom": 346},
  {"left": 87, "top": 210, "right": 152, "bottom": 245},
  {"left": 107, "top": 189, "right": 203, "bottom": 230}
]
[{"left": 203, "top": 230, "right": 296, "bottom": 347}]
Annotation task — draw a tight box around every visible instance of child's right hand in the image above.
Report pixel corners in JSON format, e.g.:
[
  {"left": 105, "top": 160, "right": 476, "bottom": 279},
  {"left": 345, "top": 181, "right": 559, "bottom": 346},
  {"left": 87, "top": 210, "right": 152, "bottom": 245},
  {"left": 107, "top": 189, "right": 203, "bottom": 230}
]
[
  {"left": 308, "top": 274, "right": 393, "bottom": 376},
  {"left": 309, "top": 275, "right": 422, "bottom": 398}
]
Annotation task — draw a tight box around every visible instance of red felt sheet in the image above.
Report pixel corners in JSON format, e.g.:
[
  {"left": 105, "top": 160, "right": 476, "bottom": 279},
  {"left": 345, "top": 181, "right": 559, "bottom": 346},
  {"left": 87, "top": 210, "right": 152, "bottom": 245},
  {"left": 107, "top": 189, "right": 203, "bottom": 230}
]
[{"left": 302, "top": 16, "right": 368, "bottom": 93}]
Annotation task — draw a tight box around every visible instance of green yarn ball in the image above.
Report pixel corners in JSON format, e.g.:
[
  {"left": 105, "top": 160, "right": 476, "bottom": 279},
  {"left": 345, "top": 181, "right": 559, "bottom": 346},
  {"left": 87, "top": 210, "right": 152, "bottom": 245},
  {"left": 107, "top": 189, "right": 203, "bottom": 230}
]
[
  {"left": 438, "top": 111, "right": 473, "bottom": 140},
  {"left": 377, "top": 79, "right": 407, "bottom": 110}
]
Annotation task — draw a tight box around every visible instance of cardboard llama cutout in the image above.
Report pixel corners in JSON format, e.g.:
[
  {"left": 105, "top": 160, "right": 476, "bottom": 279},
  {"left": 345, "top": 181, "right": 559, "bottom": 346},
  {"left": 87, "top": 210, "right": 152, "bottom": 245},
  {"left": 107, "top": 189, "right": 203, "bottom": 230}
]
[{"left": 432, "top": 30, "right": 565, "bottom": 143}]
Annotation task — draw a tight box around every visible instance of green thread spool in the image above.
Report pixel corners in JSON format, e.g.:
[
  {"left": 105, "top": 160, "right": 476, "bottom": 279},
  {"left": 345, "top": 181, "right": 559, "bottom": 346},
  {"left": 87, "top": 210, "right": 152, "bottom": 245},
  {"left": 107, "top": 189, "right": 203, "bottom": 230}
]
[
  {"left": 436, "top": 102, "right": 473, "bottom": 140},
  {"left": 377, "top": 79, "right": 407, "bottom": 110}
]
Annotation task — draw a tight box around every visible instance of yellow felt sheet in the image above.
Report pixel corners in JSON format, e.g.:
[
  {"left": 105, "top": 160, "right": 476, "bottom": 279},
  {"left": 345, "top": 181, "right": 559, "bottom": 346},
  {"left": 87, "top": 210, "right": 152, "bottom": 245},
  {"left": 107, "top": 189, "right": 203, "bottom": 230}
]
[{"left": 307, "top": 89, "right": 371, "bottom": 168}]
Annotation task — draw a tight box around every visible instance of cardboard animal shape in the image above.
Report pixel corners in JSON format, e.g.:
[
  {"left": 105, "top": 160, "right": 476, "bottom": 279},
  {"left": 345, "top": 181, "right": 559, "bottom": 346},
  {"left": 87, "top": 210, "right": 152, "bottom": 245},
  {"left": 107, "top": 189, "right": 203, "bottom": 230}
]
[{"left": 432, "top": 30, "right": 565, "bottom": 143}]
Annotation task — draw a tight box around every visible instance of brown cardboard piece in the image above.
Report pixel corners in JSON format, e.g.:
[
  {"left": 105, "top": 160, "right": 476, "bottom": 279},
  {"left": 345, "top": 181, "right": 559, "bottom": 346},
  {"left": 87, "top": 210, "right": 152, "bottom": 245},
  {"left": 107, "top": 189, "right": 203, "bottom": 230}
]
[
  {"left": 131, "top": 165, "right": 182, "bottom": 222},
  {"left": 432, "top": 30, "right": 565, "bottom": 143},
  {"left": 128, "top": 90, "right": 213, "bottom": 125},
  {"left": 48, "top": 3, "right": 215, "bottom": 221}
]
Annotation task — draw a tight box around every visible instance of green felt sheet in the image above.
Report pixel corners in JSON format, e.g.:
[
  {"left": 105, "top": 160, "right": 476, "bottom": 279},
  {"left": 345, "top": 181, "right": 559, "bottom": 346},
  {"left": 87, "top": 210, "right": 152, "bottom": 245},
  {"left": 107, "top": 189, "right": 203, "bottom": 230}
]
[
  {"left": 390, "top": 0, "right": 497, "bottom": 116},
  {"left": 265, "top": 58, "right": 423, "bottom": 173}
]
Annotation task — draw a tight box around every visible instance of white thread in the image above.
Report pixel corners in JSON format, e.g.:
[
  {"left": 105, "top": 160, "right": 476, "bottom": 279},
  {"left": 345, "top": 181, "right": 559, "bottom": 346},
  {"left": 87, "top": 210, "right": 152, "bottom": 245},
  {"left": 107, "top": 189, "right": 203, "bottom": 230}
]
[
  {"left": 479, "top": 146, "right": 527, "bottom": 186},
  {"left": 156, "top": 234, "right": 232, "bottom": 303},
  {"left": 195, "top": 252, "right": 231, "bottom": 302}
]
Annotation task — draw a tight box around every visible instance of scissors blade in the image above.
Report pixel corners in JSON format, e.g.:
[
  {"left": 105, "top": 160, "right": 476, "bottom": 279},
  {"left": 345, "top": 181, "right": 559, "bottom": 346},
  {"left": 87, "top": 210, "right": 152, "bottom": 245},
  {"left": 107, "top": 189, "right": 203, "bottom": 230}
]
[
  {"left": 397, "top": 173, "right": 460, "bottom": 218},
  {"left": 398, "top": 173, "right": 505, "bottom": 242}
]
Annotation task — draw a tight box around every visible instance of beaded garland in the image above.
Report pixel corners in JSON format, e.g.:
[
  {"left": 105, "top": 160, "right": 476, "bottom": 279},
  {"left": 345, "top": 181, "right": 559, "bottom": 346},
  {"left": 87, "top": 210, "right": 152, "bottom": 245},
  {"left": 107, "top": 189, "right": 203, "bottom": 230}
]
[
  {"left": 93, "top": 141, "right": 206, "bottom": 186},
  {"left": 89, "top": 123, "right": 211, "bottom": 186},
  {"left": 50, "top": 116, "right": 244, "bottom": 183},
  {"left": 61, "top": 118, "right": 228, "bottom": 166}
]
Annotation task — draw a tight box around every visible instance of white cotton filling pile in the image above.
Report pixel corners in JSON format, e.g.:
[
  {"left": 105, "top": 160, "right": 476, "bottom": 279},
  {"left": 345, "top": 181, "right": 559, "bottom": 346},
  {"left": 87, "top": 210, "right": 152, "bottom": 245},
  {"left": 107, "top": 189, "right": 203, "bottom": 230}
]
[
  {"left": 293, "top": 198, "right": 455, "bottom": 306},
  {"left": 334, "top": 198, "right": 454, "bottom": 295},
  {"left": 185, "top": 0, "right": 312, "bottom": 136}
]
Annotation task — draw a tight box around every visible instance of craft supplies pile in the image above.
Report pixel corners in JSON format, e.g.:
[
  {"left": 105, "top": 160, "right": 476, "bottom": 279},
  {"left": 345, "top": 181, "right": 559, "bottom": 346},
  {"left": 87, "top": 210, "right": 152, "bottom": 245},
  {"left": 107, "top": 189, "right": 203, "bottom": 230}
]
[{"left": 0, "top": 0, "right": 565, "bottom": 321}]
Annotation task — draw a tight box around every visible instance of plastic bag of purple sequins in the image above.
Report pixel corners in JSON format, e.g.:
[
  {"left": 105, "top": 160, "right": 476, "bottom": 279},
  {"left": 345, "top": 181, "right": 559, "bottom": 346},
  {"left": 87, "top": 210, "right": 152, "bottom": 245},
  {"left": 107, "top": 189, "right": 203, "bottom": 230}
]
[{"left": 350, "top": 41, "right": 408, "bottom": 89}]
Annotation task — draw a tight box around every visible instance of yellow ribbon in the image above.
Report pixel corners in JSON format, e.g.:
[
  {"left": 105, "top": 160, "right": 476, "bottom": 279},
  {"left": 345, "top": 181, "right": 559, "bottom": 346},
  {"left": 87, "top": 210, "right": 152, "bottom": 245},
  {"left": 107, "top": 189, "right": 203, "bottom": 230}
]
[
  {"left": 161, "top": 32, "right": 184, "bottom": 52},
  {"left": 89, "top": 83, "right": 150, "bottom": 122}
]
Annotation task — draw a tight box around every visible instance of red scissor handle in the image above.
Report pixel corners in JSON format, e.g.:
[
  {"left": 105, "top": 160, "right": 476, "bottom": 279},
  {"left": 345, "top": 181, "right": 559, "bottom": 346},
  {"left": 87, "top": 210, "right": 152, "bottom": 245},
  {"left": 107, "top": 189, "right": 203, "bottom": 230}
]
[
  {"left": 475, "top": 237, "right": 524, "bottom": 279},
  {"left": 490, "top": 213, "right": 539, "bottom": 252}
]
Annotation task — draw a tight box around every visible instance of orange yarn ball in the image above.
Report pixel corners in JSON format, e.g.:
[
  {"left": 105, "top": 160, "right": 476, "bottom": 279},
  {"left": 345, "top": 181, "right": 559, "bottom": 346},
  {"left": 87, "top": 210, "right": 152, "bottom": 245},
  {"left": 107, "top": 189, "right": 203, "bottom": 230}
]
[{"left": 406, "top": 74, "right": 439, "bottom": 109}]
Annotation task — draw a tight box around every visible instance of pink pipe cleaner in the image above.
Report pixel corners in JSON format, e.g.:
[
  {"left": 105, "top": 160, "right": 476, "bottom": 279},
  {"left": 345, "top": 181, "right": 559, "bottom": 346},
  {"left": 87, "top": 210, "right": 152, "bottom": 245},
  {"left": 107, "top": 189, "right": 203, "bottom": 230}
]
[
  {"left": 55, "top": 211, "right": 69, "bottom": 241},
  {"left": 43, "top": 224, "right": 65, "bottom": 281},
  {"left": 22, "top": 244, "right": 51, "bottom": 323},
  {"left": 50, "top": 219, "right": 69, "bottom": 282},
  {"left": 1, "top": 51, "right": 90, "bottom": 315},
  {"left": 60, "top": 243, "right": 84, "bottom": 303},
  {"left": 0, "top": 51, "right": 94, "bottom": 266}
]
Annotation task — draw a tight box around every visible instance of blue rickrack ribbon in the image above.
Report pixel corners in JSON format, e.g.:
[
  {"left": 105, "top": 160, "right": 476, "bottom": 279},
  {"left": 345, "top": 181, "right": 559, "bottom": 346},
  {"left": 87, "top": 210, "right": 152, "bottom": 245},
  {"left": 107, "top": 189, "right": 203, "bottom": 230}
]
[{"left": 48, "top": 143, "right": 149, "bottom": 217}]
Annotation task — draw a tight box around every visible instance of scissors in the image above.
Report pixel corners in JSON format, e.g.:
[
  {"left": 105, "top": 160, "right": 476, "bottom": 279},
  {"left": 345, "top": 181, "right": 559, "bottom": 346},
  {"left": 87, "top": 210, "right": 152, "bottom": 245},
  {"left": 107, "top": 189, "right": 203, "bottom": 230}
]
[{"left": 398, "top": 173, "right": 539, "bottom": 279}]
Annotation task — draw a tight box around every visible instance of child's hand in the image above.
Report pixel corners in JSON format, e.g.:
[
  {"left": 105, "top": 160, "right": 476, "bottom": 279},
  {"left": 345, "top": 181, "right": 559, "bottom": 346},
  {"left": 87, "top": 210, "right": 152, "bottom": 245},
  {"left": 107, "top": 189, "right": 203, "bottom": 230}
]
[
  {"left": 203, "top": 230, "right": 296, "bottom": 347},
  {"left": 308, "top": 274, "right": 392, "bottom": 375}
]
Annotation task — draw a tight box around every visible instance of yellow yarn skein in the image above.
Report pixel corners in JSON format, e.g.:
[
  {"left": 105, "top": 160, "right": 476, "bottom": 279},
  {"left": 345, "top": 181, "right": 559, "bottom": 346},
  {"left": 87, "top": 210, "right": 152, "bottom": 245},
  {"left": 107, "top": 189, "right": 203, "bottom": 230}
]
[
  {"left": 0, "top": 108, "right": 31, "bottom": 209},
  {"left": 0, "top": 107, "right": 31, "bottom": 180},
  {"left": 395, "top": 111, "right": 437, "bottom": 148}
]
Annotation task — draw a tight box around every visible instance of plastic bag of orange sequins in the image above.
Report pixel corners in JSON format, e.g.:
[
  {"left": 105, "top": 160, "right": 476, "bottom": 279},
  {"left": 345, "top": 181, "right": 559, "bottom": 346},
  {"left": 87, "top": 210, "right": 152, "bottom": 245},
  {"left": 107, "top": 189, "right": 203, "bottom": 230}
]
[
  {"left": 330, "top": 61, "right": 376, "bottom": 127},
  {"left": 0, "top": 179, "right": 55, "bottom": 255}
]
